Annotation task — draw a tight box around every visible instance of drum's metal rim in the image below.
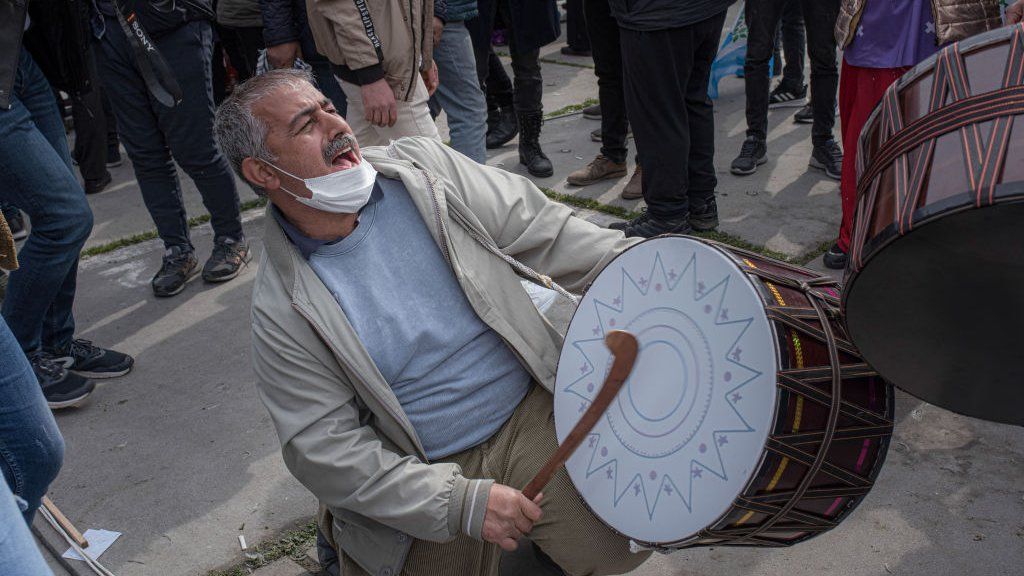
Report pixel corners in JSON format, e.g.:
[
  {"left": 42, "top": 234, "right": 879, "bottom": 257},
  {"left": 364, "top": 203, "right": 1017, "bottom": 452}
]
[{"left": 554, "top": 234, "right": 783, "bottom": 548}]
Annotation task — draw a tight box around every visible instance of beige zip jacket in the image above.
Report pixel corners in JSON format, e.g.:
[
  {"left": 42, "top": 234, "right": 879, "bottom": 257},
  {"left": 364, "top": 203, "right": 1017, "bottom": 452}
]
[
  {"left": 305, "top": 0, "right": 433, "bottom": 102},
  {"left": 251, "top": 137, "right": 638, "bottom": 575}
]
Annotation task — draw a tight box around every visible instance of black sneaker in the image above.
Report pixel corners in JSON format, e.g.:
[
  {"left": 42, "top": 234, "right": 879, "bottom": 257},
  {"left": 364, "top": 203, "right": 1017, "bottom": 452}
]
[
  {"left": 29, "top": 351, "right": 95, "bottom": 410},
  {"left": 730, "top": 137, "right": 767, "bottom": 176},
  {"left": 794, "top": 103, "right": 814, "bottom": 124},
  {"left": 689, "top": 197, "right": 719, "bottom": 231},
  {"left": 609, "top": 211, "right": 692, "bottom": 238},
  {"left": 3, "top": 209, "right": 27, "bottom": 241},
  {"left": 153, "top": 246, "right": 199, "bottom": 297},
  {"left": 84, "top": 171, "right": 113, "bottom": 195},
  {"left": 203, "top": 236, "right": 251, "bottom": 282},
  {"left": 769, "top": 83, "right": 807, "bottom": 109},
  {"left": 809, "top": 140, "right": 843, "bottom": 180},
  {"left": 48, "top": 339, "right": 134, "bottom": 379},
  {"left": 107, "top": 148, "right": 123, "bottom": 168},
  {"left": 823, "top": 242, "right": 848, "bottom": 270},
  {"left": 582, "top": 103, "right": 601, "bottom": 120}
]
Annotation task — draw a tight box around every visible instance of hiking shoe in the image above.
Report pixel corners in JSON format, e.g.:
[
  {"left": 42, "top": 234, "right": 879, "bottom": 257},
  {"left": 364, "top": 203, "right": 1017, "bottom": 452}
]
[
  {"left": 203, "top": 236, "right": 251, "bottom": 282},
  {"left": 730, "top": 137, "right": 767, "bottom": 175},
  {"left": 620, "top": 166, "right": 643, "bottom": 200},
  {"left": 49, "top": 339, "right": 134, "bottom": 379},
  {"left": 3, "top": 209, "right": 27, "bottom": 241},
  {"left": 29, "top": 351, "right": 95, "bottom": 410},
  {"left": 689, "top": 196, "right": 719, "bottom": 231},
  {"left": 823, "top": 242, "right": 848, "bottom": 270},
  {"left": 590, "top": 125, "right": 632, "bottom": 143},
  {"left": 809, "top": 140, "right": 843, "bottom": 180},
  {"left": 609, "top": 211, "right": 693, "bottom": 238},
  {"left": 769, "top": 83, "right": 807, "bottom": 109},
  {"left": 518, "top": 112, "right": 553, "bottom": 177},
  {"left": 153, "top": 245, "right": 199, "bottom": 297},
  {"left": 582, "top": 103, "right": 601, "bottom": 120},
  {"left": 794, "top": 103, "right": 814, "bottom": 124},
  {"left": 567, "top": 155, "right": 627, "bottom": 186}
]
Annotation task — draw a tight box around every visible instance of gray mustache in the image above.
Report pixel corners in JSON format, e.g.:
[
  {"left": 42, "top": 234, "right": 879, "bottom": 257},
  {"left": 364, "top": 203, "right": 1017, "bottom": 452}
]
[{"left": 323, "top": 134, "right": 357, "bottom": 164}]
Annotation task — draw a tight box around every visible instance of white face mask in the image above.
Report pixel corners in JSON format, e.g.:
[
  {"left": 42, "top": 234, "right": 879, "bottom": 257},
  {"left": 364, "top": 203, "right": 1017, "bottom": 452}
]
[{"left": 267, "top": 158, "right": 378, "bottom": 214}]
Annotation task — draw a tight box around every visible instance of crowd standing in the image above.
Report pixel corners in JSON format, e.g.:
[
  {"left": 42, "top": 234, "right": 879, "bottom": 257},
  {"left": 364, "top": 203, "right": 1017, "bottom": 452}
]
[{"left": 2, "top": 0, "right": 1023, "bottom": 574}]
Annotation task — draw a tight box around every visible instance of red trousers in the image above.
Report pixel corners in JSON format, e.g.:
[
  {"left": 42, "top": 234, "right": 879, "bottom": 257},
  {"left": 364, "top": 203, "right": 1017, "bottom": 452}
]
[{"left": 837, "top": 59, "right": 910, "bottom": 252}]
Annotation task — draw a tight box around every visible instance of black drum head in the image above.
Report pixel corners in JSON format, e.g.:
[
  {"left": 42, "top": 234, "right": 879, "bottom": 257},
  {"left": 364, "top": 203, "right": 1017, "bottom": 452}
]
[{"left": 845, "top": 200, "right": 1024, "bottom": 426}]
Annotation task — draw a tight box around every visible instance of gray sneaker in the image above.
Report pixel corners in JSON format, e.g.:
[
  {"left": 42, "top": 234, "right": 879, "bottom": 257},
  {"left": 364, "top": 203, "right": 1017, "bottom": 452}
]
[
  {"left": 730, "top": 137, "right": 768, "bottom": 176},
  {"left": 29, "top": 351, "right": 95, "bottom": 410},
  {"left": 582, "top": 103, "right": 601, "bottom": 120},
  {"left": 203, "top": 236, "right": 251, "bottom": 282},
  {"left": 152, "top": 246, "right": 199, "bottom": 297}
]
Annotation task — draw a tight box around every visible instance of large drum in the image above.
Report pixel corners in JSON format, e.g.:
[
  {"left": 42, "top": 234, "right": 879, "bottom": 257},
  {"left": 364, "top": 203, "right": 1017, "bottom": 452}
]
[
  {"left": 553, "top": 237, "right": 894, "bottom": 549},
  {"left": 845, "top": 24, "right": 1024, "bottom": 426}
]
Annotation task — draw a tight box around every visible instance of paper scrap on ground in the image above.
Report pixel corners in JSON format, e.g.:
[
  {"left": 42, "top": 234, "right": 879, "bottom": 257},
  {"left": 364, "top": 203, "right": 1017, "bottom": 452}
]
[{"left": 62, "top": 529, "right": 121, "bottom": 561}]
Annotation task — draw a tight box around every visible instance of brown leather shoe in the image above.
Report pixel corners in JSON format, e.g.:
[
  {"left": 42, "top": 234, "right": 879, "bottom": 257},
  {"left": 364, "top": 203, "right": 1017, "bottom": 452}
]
[
  {"left": 620, "top": 165, "right": 643, "bottom": 199},
  {"left": 567, "top": 154, "right": 627, "bottom": 186}
]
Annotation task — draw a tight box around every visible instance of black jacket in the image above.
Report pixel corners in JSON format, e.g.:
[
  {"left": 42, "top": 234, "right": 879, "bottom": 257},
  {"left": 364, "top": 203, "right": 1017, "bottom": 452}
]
[
  {"left": 0, "top": 0, "right": 28, "bottom": 109},
  {"left": 93, "top": 0, "right": 214, "bottom": 38},
  {"left": 466, "top": 0, "right": 559, "bottom": 56},
  {"left": 259, "top": 0, "right": 327, "bottom": 64},
  {"left": 608, "top": 0, "right": 735, "bottom": 31}
]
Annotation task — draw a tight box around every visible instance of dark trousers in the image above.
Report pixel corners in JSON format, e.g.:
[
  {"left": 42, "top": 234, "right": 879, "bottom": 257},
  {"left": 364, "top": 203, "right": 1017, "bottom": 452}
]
[
  {"left": 773, "top": 0, "right": 806, "bottom": 90},
  {"left": 482, "top": 48, "right": 514, "bottom": 112},
  {"left": 96, "top": 18, "right": 243, "bottom": 251},
  {"left": 565, "top": 0, "right": 590, "bottom": 51},
  {"left": 71, "top": 59, "right": 119, "bottom": 185},
  {"left": 621, "top": 11, "right": 726, "bottom": 220},
  {"left": 745, "top": 0, "right": 839, "bottom": 145},
  {"left": 217, "top": 24, "right": 264, "bottom": 82},
  {"left": 473, "top": 0, "right": 543, "bottom": 114},
  {"left": 584, "top": 0, "right": 627, "bottom": 164}
]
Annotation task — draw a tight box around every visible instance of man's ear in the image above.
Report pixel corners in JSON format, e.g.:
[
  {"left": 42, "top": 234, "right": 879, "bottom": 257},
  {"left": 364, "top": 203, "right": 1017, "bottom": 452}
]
[{"left": 242, "top": 157, "right": 279, "bottom": 191}]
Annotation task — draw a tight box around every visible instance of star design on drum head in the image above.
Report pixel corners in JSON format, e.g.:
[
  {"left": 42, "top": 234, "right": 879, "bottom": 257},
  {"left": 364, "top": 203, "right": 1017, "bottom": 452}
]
[{"left": 563, "top": 251, "right": 763, "bottom": 521}]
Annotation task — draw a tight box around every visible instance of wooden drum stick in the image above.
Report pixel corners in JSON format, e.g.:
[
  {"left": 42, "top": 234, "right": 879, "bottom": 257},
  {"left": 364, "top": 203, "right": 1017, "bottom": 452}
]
[
  {"left": 42, "top": 496, "right": 89, "bottom": 549},
  {"left": 523, "top": 330, "right": 639, "bottom": 500}
]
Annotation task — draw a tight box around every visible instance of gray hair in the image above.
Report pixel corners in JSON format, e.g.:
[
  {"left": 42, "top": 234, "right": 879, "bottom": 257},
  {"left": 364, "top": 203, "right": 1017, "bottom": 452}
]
[{"left": 213, "top": 68, "right": 317, "bottom": 196}]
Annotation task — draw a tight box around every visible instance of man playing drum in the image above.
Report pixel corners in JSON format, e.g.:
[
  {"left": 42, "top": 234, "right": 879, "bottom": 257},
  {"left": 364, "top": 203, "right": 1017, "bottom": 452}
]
[{"left": 213, "top": 69, "right": 651, "bottom": 576}]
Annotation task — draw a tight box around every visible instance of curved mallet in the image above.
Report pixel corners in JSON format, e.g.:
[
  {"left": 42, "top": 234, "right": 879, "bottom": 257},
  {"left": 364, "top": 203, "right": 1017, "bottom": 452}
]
[{"left": 523, "top": 330, "right": 639, "bottom": 500}]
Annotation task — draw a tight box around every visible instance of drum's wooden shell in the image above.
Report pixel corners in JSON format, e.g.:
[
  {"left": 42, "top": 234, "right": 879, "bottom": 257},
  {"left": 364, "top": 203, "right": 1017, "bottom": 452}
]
[
  {"left": 844, "top": 25, "right": 1024, "bottom": 425},
  {"left": 665, "top": 244, "right": 894, "bottom": 549}
]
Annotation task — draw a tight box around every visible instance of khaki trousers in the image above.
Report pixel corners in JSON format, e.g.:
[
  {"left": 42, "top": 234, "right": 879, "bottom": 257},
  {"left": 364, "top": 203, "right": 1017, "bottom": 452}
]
[
  {"left": 339, "top": 77, "right": 441, "bottom": 147},
  {"left": 341, "top": 385, "right": 651, "bottom": 576}
]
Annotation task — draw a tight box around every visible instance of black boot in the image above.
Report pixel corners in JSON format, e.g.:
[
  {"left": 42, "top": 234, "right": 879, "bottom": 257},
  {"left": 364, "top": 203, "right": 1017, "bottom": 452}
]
[
  {"left": 517, "top": 112, "right": 553, "bottom": 177},
  {"left": 486, "top": 106, "right": 518, "bottom": 149}
]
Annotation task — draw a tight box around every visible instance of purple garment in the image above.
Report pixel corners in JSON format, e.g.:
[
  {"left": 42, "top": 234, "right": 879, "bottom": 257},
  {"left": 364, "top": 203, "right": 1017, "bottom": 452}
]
[{"left": 844, "top": 0, "right": 942, "bottom": 68}]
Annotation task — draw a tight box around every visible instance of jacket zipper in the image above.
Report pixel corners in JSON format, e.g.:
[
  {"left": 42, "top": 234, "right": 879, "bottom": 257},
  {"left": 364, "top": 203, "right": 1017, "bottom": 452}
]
[
  {"left": 290, "top": 302, "right": 429, "bottom": 461},
  {"left": 420, "top": 169, "right": 453, "bottom": 267},
  {"left": 405, "top": 0, "right": 417, "bottom": 101}
]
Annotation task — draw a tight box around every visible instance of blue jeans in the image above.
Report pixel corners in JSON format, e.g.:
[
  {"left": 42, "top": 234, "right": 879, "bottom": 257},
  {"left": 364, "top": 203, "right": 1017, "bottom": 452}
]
[
  {"left": 0, "top": 48, "right": 94, "bottom": 353},
  {"left": 96, "top": 18, "right": 243, "bottom": 250},
  {"left": 0, "top": 474, "right": 54, "bottom": 576},
  {"left": 0, "top": 317, "right": 65, "bottom": 524},
  {"left": 431, "top": 22, "right": 488, "bottom": 164}
]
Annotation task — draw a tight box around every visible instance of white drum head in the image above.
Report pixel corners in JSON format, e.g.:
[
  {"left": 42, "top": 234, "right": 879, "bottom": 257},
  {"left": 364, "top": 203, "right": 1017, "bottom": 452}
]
[{"left": 554, "top": 237, "right": 778, "bottom": 544}]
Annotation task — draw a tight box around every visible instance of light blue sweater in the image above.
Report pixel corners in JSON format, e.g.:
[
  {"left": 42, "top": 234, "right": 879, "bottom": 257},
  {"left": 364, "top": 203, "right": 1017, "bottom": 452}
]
[{"left": 302, "top": 177, "right": 531, "bottom": 460}]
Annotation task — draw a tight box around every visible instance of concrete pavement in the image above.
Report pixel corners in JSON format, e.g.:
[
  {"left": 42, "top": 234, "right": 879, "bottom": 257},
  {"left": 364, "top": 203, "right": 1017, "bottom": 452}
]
[{"left": 26, "top": 13, "right": 1024, "bottom": 576}]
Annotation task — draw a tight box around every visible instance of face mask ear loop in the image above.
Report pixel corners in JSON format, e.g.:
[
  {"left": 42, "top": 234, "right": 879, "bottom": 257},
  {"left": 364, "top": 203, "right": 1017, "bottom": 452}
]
[{"left": 260, "top": 157, "right": 309, "bottom": 202}]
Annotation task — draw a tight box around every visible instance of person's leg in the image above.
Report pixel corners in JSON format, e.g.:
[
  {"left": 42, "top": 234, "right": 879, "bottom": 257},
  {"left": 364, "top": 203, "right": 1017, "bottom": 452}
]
[
  {"left": 564, "top": 0, "right": 591, "bottom": 52},
  {"left": 0, "top": 474, "right": 55, "bottom": 576},
  {"left": 800, "top": 0, "right": 840, "bottom": 146},
  {"left": 483, "top": 47, "right": 519, "bottom": 149},
  {"left": 96, "top": 18, "right": 192, "bottom": 252},
  {"left": 338, "top": 80, "right": 384, "bottom": 146},
  {"left": 0, "top": 317, "right": 64, "bottom": 524},
  {"left": 620, "top": 27, "right": 693, "bottom": 226},
  {"left": 506, "top": 10, "right": 550, "bottom": 176},
  {"left": 685, "top": 11, "right": 728, "bottom": 229},
  {"left": 100, "top": 86, "right": 122, "bottom": 162},
  {"left": 501, "top": 386, "right": 652, "bottom": 575},
  {"left": 744, "top": 0, "right": 787, "bottom": 142},
  {"left": 584, "top": 0, "right": 627, "bottom": 164},
  {"left": 384, "top": 78, "right": 442, "bottom": 141},
  {"left": 780, "top": 0, "right": 806, "bottom": 90},
  {"left": 0, "top": 49, "right": 93, "bottom": 355},
  {"left": 70, "top": 74, "right": 111, "bottom": 188},
  {"left": 433, "top": 21, "right": 488, "bottom": 163}
]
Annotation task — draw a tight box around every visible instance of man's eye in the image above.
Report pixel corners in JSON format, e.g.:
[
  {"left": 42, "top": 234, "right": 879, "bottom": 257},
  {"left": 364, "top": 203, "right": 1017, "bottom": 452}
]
[{"left": 325, "top": 108, "right": 339, "bottom": 116}]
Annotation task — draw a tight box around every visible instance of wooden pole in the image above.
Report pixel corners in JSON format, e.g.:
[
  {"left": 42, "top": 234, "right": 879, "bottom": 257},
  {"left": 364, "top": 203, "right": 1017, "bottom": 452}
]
[{"left": 41, "top": 496, "right": 89, "bottom": 549}]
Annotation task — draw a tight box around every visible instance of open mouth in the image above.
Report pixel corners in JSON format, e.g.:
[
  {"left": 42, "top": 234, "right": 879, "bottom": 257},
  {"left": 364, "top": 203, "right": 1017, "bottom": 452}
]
[{"left": 331, "top": 142, "right": 360, "bottom": 170}]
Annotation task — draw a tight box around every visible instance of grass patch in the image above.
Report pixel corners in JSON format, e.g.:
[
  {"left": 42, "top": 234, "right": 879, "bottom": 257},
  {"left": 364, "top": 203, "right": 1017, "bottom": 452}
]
[
  {"left": 545, "top": 98, "right": 599, "bottom": 119},
  {"left": 80, "top": 197, "right": 268, "bottom": 260},
  {"left": 206, "top": 521, "right": 317, "bottom": 576},
  {"left": 542, "top": 188, "right": 799, "bottom": 263}
]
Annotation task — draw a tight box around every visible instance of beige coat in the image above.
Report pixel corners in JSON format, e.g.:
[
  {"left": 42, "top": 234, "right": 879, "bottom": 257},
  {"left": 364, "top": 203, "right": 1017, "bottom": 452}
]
[
  {"left": 836, "top": 0, "right": 1003, "bottom": 49},
  {"left": 250, "top": 137, "right": 638, "bottom": 575},
  {"left": 305, "top": 0, "right": 433, "bottom": 102}
]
